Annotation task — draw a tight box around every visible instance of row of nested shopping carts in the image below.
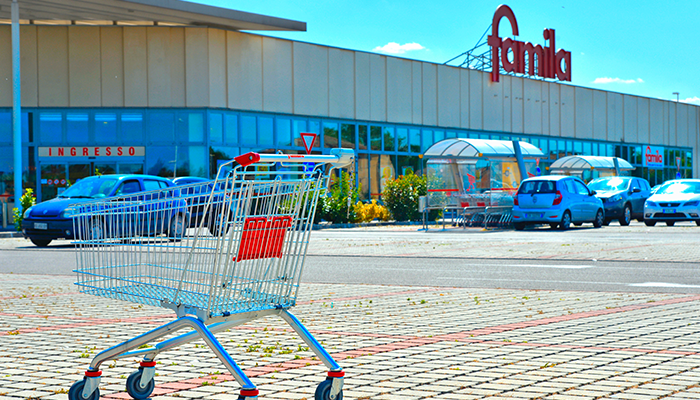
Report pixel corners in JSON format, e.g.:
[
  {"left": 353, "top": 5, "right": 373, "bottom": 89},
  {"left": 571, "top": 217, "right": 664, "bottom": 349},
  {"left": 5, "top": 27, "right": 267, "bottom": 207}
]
[{"left": 66, "top": 149, "right": 354, "bottom": 400}]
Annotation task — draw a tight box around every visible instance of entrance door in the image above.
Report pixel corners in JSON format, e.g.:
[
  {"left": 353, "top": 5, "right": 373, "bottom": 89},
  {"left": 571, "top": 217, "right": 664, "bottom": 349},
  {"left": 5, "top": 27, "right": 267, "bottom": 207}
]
[{"left": 38, "top": 160, "right": 145, "bottom": 202}]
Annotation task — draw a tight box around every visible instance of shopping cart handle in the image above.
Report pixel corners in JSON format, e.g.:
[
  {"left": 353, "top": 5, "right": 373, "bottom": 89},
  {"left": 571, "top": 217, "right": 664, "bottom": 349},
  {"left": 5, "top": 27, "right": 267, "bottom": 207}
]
[{"left": 232, "top": 148, "right": 355, "bottom": 169}]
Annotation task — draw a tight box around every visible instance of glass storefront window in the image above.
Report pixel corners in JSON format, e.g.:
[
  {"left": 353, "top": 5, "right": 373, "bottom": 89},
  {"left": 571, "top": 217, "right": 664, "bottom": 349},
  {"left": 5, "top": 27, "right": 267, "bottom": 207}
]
[
  {"left": 573, "top": 141, "right": 582, "bottom": 155},
  {"left": 39, "top": 112, "right": 63, "bottom": 143},
  {"left": 67, "top": 113, "right": 89, "bottom": 143},
  {"left": 259, "top": 117, "right": 274, "bottom": 148},
  {"left": 177, "top": 113, "right": 204, "bottom": 143},
  {"left": 434, "top": 130, "right": 445, "bottom": 143},
  {"left": 276, "top": 118, "right": 292, "bottom": 147},
  {"left": 583, "top": 142, "right": 592, "bottom": 156},
  {"left": 94, "top": 113, "right": 117, "bottom": 143},
  {"left": 224, "top": 114, "right": 238, "bottom": 145},
  {"left": 146, "top": 146, "right": 176, "bottom": 177},
  {"left": 119, "top": 163, "right": 143, "bottom": 175},
  {"left": 422, "top": 130, "right": 433, "bottom": 152},
  {"left": 0, "top": 113, "right": 9, "bottom": 143},
  {"left": 240, "top": 115, "right": 257, "bottom": 145},
  {"left": 397, "top": 155, "right": 420, "bottom": 176},
  {"left": 323, "top": 122, "right": 339, "bottom": 148},
  {"left": 383, "top": 127, "right": 395, "bottom": 152},
  {"left": 148, "top": 112, "right": 175, "bottom": 143},
  {"left": 370, "top": 126, "right": 382, "bottom": 151},
  {"left": 358, "top": 126, "right": 368, "bottom": 150},
  {"left": 446, "top": 131, "right": 457, "bottom": 139},
  {"left": 409, "top": 129, "right": 420, "bottom": 153},
  {"left": 121, "top": 113, "right": 143, "bottom": 143},
  {"left": 397, "top": 128, "right": 408, "bottom": 152},
  {"left": 209, "top": 113, "right": 223, "bottom": 144},
  {"left": 357, "top": 153, "right": 370, "bottom": 199},
  {"left": 177, "top": 146, "right": 207, "bottom": 177},
  {"left": 210, "top": 146, "right": 237, "bottom": 178},
  {"left": 341, "top": 124, "right": 355, "bottom": 149},
  {"left": 291, "top": 119, "right": 307, "bottom": 149}
]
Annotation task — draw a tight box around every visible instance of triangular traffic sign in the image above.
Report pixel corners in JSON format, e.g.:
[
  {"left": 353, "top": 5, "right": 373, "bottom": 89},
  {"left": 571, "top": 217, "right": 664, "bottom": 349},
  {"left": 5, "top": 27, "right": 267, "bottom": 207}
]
[{"left": 300, "top": 132, "right": 317, "bottom": 154}]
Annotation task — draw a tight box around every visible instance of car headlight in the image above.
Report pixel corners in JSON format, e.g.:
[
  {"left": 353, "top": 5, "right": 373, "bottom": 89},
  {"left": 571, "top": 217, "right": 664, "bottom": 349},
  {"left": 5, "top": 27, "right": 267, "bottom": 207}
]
[
  {"left": 609, "top": 195, "right": 621, "bottom": 203},
  {"left": 23, "top": 207, "right": 32, "bottom": 218},
  {"left": 685, "top": 201, "right": 700, "bottom": 207},
  {"left": 645, "top": 201, "right": 657, "bottom": 207},
  {"left": 60, "top": 208, "right": 77, "bottom": 218}
]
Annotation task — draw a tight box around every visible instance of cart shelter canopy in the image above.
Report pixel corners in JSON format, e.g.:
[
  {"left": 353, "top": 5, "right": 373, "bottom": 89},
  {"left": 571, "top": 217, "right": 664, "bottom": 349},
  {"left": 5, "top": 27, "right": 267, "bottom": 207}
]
[
  {"left": 550, "top": 156, "right": 634, "bottom": 172},
  {"left": 424, "top": 138, "right": 543, "bottom": 159}
]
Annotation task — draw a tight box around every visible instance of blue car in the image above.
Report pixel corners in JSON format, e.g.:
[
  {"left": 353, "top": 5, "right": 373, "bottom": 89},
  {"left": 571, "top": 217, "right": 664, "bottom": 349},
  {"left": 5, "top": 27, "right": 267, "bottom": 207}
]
[
  {"left": 172, "top": 176, "right": 234, "bottom": 236},
  {"left": 22, "top": 175, "right": 183, "bottom": 247},
  {"left": 587, "top": 176, "right": 651, "bottom": 226},
  {"left": 512, "top": 175, "right": 605, "bottom": 230}
]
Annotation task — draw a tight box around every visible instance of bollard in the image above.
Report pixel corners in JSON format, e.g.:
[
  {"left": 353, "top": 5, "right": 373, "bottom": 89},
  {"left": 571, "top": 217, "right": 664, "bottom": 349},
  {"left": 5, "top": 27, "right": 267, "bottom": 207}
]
[{"left": 1, "top": 202, "right": 7, "bottom": 229}]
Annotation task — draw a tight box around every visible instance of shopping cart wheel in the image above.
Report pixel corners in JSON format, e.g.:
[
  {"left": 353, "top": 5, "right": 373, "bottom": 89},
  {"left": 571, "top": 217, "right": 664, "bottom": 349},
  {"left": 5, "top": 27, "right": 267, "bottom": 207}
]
[
  {"left": 68, "top": 379, "right": 100, "bottom": 400},
  {"left": 315, "top": 378, "right": 343, "bottom": 400},
  {"left": 126, "top": 369, "right": 155, "bottom": 400}
]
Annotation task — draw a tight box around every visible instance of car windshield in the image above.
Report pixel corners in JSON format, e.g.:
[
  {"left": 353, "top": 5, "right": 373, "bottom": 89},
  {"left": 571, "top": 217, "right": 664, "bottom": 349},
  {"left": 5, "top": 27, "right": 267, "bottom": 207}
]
[
  {"left": 656, "top": 181, "right": 700, "bottom": 195},
  {"left": 588, "top": 177, "right": 629, "bottom": 191},
  {"left": 59, "top": 177, "right": 120, "bottom": 199},
  {"left": 518, "top": 180, "right": 556, "bottom": 194}
]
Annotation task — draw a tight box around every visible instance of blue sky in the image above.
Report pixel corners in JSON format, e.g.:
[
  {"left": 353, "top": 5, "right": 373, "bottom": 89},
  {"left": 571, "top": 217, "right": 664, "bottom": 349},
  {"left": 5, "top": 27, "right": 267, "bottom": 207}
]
[{"left": 197, "top": 0, "right": 700, "bottom": 105}]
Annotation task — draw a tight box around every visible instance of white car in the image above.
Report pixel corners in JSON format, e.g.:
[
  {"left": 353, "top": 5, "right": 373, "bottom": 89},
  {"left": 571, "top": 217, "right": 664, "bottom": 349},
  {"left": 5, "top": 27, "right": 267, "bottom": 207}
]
[{"left": 643, "top": 179, "right": 700, "bottom": 226}]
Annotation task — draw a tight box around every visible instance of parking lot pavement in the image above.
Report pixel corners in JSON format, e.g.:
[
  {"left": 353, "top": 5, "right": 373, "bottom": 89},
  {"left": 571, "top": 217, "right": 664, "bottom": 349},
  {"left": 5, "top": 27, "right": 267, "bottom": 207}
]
[{"left": 4, "top": 273, "right": 700, "bottom": 400}]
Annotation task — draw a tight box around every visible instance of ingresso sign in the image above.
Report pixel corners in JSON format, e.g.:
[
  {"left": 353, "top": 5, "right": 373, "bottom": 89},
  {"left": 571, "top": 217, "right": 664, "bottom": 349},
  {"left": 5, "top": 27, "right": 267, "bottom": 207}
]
[
  {"left": 487, "top": 5, "right": 571, "bottom": 83},
  {"left": 38, "top": 146, "right": 145, "bottom": 157}
]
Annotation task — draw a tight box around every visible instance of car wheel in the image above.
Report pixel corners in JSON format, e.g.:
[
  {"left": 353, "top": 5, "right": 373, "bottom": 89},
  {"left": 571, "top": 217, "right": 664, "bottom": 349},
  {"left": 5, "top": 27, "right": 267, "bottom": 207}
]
[
  {"left": 30, "top": 238, "right": 52, "bottom": 247},
  {"left": 696, "top": 221, "right": 700, "bottom": 226},
  {"left": 619, "top": 205, "right": 631, "bottom": 226},
  {"left": 559, "top": 211, "right": 571, "bottom": 230},
  {"left": 644, "top": 220, "right": 656, "bottom": 227},
  {"left": 666, "top": 221, "right": 675, "bottom": 227},
  {"left": 169, "top": 213, "right": 186, "bottom": 242},
  {"left": 514, "top": 222, "right": 525, "bottom": 231},
  {"left": 593, "top": 209, "right": 604, "bottom": 228},
  {"left": 208, "top": 211, "right": 231, "bottom": 237}
]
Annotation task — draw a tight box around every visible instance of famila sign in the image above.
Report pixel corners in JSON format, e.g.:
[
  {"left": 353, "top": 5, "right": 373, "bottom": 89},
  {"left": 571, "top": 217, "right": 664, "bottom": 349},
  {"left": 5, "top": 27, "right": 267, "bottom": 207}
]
[{"left": 487, "top": 5, "right": 571, "bottom": 83}]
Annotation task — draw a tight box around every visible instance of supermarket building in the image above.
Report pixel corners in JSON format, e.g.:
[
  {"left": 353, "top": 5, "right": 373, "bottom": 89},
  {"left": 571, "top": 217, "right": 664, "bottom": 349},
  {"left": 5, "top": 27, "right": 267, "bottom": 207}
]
[{"left": 0, "top": 0, "right": 699, "bottom": 206}]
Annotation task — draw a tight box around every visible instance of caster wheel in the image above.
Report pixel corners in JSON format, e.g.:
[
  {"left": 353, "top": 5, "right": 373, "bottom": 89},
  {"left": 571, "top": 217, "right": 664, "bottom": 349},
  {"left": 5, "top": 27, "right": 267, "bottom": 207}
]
[
  {"left": 126, "top": 369, "right": 155, "bottom": 400},
  {"left": 68, "top": 379, "right": 100, "bottom": 400},
  {"left": 315, "top": 379, "right": 343, "bottom": 400}
]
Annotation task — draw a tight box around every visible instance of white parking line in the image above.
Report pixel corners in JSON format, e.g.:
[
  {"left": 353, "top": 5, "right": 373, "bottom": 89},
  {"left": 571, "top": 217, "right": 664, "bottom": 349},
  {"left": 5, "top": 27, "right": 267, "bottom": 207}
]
[
  {"left": 512, "top": 264, "right": 594, "bottom": 269},
  {"left": 630, "top": 282, "right": 700, "bottom": 288}
]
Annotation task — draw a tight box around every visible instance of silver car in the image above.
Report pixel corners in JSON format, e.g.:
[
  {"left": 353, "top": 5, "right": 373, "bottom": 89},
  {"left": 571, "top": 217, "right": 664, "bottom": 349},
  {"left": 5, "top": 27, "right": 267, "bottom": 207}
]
[
  {"left": 643, "top": 179, "right": 700, "bottom": 226},
  {"left": 512, "top": 175, "right": 605, "bottom": 230}
]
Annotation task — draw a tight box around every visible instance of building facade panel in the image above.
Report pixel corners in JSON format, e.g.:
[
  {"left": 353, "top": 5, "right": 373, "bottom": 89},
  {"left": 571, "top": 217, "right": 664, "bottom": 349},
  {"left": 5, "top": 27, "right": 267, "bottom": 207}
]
[
  {"left": 184, "top": 28, "right": 210, "bottom": 108},
  {"left": 548, "top": 83, "right": 560, "bottom": 137},
  {"left": 649, "top": 99, "right": 664, "bottom": 144},
  {"left": 227, "top": 31, "right": 262, "bottom": 111},
  {"left": 328, "top": 48, "right": 355, "bottom": 120},
  {"left": 459, "top": 68, "right": 470, "bottom": 129},
  {"left": 468, "top": 69, "right": 483, "bottom": 130},
  {"left": 293, "top": 42, "right": 329, "bottom": 117},
  {"left": 168, "top": 28, "right": 186, "bottom": 107},
  {"left": 501, "top": 75, "right": 513, "bottom": 133},
  {"left": 354, "top": 52, "right": 370, "bottom": 120},
  {"left": 592, "top": 90, "right": 607, "bottom": 139},
  {"left": 208, "top": 28, "right": 227, "bottom": 108},
  {"left": 511, "top": 75, "right": 525, "bottom": 134},
  {"left": 522, "top": 78, "right": 541, "bottom": 136},
  {"left": 19, "top": 26, "right": 39, "bottom": 107},
  {"left": 0, "top": 26, "right": 11, "bottom": 106},
  {"left": 540, "top": 81, "right": 550, "bottom": 135},
  {"left": 623, "top": 95, "right": 638, "bottom": 143},
  {"left": 262, "top": 37, "right": 293, "bottom": 114},
  {"left": 68, "top": 27, "right": 101, "bottom": 107},
  {"left": 100, "top": 27, "right": 125, "bottom": 107},
  {"left": 678, "top": 104, "right": 689, "bottom": 147},
  {"left": 369, "top": 54, "right": 387, "bottom": 121},
  {"left": 146, "top": 27, "right": 172, "bottom": 107},
  {"left": 559, "top": 84, "right": 574, "bottom": 138},
  {"left": 436, "top": 64, "right": 460, "bottom": 128},
  {"left": 574, "top": 87, "right": 593, "bottom": 140},
  {"left": 483, "top": 80, "right": 503, "bottom": 132},
  {"left": 386, "top": 57, "right": 412, "bottom": 124},
  {"left": 421, "top": 63, "right": 437, "bottom": 126},
  {"left": 37, "top": 26, "right": 69, "bottom": 107},
  {"left": 123, "top": 27, "right": 149, "bottom": 107},
  {"left": 607, "top": 92, "right": 623, "bottom": 143},
  {"left": 411, "top": 61, "right": 422, "bottom": 125},
  {"left": 637, "top": 97, "right": 650, "bottom": 145}
]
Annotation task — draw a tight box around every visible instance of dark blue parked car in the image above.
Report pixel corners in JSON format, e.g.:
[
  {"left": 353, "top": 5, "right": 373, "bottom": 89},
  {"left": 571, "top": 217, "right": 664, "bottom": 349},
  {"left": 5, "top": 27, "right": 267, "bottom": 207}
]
[
  {"left": 587, "top": 176, "right": 651, "bottom": 226},
  {"left": 22, "top": 175, "right": 184, "bottom": 247},
  {"left": 172, "top": 176, "right": 233, "bottom": 236}
]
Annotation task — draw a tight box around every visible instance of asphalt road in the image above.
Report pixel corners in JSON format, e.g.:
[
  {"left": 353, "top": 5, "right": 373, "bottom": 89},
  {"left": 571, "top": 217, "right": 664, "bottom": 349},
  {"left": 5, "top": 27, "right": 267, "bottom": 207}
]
[{"left": 2, "top": 221, "right": 699, "bottom": 293}]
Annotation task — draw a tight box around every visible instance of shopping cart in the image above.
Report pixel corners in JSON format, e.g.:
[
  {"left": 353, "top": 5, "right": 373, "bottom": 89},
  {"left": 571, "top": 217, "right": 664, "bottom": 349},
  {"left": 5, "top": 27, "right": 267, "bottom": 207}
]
[{"left": 66, "top": 148, "right": 354, "bottom": 400}]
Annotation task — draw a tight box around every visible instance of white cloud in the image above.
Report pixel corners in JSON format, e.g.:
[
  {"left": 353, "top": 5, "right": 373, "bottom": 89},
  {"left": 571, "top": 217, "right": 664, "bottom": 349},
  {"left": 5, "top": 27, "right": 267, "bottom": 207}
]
[
  {"left": 373, "top": 42, "right": 426, "bottom": 55},
  {"left": 592, "top": 77, "right": 644, "bottom": 84},
  {"left": 681, "top": 97, "right": 700, "bottom": 105}
]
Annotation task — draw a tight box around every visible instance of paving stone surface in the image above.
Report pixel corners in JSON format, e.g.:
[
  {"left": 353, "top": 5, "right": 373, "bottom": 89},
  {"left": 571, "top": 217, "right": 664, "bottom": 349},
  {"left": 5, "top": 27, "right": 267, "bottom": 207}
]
[{"left": 2, "top": 273, "right": 700, "bottom": 399}]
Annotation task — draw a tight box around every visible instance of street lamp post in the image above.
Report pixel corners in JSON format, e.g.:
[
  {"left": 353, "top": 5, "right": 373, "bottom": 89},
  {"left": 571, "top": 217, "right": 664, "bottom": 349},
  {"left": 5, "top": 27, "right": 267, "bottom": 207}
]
[{"left": 673, "top": 92, "right": 679, "bottom": 102}]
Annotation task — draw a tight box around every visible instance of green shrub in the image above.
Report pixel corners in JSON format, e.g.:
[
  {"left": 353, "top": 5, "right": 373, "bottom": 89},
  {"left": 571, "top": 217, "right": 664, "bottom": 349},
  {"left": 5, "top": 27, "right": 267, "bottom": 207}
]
[
  {"left": 382, "top": 173, "right": 426, "bottom": 222},
  {"left": 13, "top": 188, "right": 36, "bottom": 232},
  {"left": 318, "top": 171, "right": 361, "bottom": 224}
]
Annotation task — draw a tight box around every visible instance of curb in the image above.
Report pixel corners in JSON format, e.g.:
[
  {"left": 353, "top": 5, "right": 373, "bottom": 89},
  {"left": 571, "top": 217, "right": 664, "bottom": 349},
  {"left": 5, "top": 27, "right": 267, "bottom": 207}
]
[
  {"left": 0, "top": 231, "right": 23, "bottom": 239},
  {"left": 312, "top": 221, "right": 424, "bottom": 230}
]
